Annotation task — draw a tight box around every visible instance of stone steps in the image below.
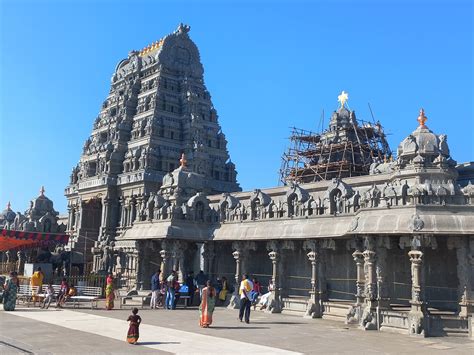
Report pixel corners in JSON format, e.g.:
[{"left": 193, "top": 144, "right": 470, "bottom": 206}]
[
  {"left": 430, "top": 315, "right": 470, "bottom": 337},
  {"left": 281, "top": 296, "right": 307, "bottom": 316},
  {"left": 322, "top": 301, "right": 352, "bottom": 322}
]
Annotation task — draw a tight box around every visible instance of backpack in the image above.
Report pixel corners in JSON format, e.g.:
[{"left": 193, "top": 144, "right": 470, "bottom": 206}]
[{"left": 248, "top": 290, "right": 258, "bottom": 302}]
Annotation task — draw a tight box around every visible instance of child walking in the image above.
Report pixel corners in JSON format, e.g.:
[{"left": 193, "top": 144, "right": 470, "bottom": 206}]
[{"left": 126, "top": 307, "right": 142, "bottom": 344}]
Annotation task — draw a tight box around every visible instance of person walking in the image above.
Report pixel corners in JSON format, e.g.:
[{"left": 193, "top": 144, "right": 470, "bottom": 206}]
[
  {"left": 195, "top": 270, "right": 207, "bottom": 300},
  {"left": 105, "top": 273, "right": 115, "bottom": 310},
  {"left": 185, "top": 271, "right": 196, "bottom": 306},
  {"left": 30, "top": 267, "right": 44, "bottom": 306},
  {"left": 126, "top": 307, "right": 142, "bottom": 344},
  {"left": 150, "top": 270, "right": 161, "bottom": 309},
  {"left": 238, "top": 274, "right": 253, "bottom": 324},
  {"left": 3, "top": 271, "right": 19, "bottom": 311},
  {"left": 199, "top": 280, "right": 216, "bottom": 328},
  {"left": 165, "top": 270, "right": 177, "bottom": 310}
]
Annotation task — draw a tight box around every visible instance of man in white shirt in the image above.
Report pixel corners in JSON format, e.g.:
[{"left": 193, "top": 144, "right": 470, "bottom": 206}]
[{"left": 238, "top": 273, "right": 254, "bottom": 323}]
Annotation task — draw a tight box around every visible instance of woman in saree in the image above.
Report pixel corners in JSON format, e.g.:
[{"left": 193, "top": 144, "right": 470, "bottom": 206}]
[
  {"left": 30, "top": 267, "right": 44, "bottom": 306},
  {"left": 105, "top": 273, "right": 115, "bottom": 310},
  {"left": 3, "top": 271, "right": 19, "bottom": 311},
  {"left": 199, "top": 280, "right": 216, "bottom": 328}
]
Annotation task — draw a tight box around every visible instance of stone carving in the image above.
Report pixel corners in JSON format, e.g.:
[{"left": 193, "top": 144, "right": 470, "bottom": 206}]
[
  {"left": 350, "top": 216, "right": 359, "bottom": 231},
  {"left": 408, "top": 214, "right": 424, "bottom": 232}
]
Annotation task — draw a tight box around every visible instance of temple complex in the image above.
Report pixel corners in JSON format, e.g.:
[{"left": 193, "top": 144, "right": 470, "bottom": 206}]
[{"left": 2, "top": 24, "right": 470, "bottom": 338}]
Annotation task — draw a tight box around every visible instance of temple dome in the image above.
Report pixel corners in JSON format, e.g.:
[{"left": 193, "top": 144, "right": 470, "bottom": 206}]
[
  {"left": 26, "top": 186, "right": 58, "bottom": 219},
  {"left": 397, "top": 109, "right": 453, "bottom": 166},
  {"left": 0, "top": 202, "right": 16, "bottom": 224}
]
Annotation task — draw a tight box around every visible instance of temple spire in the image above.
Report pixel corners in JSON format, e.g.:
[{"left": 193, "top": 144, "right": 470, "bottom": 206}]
[
  {"left": 337, "top": 91, "right": 349, "bottom": 108},
  {"left": 417, "top": 108, "right": 428, "bottom": 128},
  {"left": 40, "top": 186, "right": 45, "bottom": 196},
  {"left": 6, "top": 201, "right": 11, "bottom": 210}
]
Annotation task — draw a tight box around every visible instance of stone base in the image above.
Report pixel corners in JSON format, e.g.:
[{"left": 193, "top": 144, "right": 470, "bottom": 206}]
[
  {"left": 408, "top": 311, "right": 426, "bottom": 337},
  {"left": 346, "top": 304, "right": 362, "bottom": 325},
  {"left": 304, "top": 298, "right": 322, "bottom": 319},
  {"left": 265, "top": 292, "right": 282, "bottom": 314},
  {"left": 360, "top": 306, "right": 378, "bottom": 331}
]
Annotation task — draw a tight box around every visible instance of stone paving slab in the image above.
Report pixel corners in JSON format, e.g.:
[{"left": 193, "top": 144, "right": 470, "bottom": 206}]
[{"left": 1, "top": 305, "right": 473, "bottom": 354}]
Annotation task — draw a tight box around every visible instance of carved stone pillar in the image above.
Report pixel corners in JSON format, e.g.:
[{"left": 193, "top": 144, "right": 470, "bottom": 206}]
[
  {"left": 448, "top": 236, "right": 473, "bottom": 317},
  {"left": 135, "top": 242, "right": 145, "bottom": 290},
  {"left": 172, "top": 241, "right": 186, "bottom": 283},
  {"left": 376, "top": 237, "right": 391, "bottom": 309},
  {"left": 67, "top": 205, "right": 74, "bottom": 232},
  {"left": 303, "top": 239, "right": 322, "bottom": 318},
  {"left": 363, "top": 237, "right": 377, "bottom": 308},
  {"left": 353, "top": 250, "right": 365, "bottom": 305},
  {"left": 227, "top": 241, "right": 256, "bottom": 309},
  {"left": 227, "top": 249, "right": 242, "bottom": 309},
  {"left": 408, "top": 235, "right": 426, "bottom": 336},
  {"left": 160, "top": 241, "right": 172, "bottom": 282},
  {"left": 16, "top": 250, "right": 26, "bottom": 275},
  {"left": 268, "top": 248, "right": 282, "bottom": 313},
  {"left": 202, "top": 242, "right": 216, "bottom": 277}
]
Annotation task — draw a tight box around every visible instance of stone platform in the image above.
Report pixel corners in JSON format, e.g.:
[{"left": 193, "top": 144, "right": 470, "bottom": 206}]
[{"left": 1, "top": 306, "right": 473, "bottom": 354}]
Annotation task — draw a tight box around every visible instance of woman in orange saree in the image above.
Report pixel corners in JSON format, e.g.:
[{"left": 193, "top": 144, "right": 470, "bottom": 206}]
[{"left": 199, "top": 280, "right": 216, "bottom": 328}]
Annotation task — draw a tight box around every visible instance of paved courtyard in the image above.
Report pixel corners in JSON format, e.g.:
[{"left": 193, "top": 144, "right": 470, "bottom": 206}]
[{"left": 1, "top": 304, "right": 473, "bottom": 355}]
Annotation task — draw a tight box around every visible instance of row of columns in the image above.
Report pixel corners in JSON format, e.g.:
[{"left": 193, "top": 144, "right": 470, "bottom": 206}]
[{"left": 225, "top": 235, "right": 472, "bottom": 335}]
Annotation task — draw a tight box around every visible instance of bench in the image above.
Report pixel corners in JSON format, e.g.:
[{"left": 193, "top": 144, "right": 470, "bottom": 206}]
[
  {"left": 68, "top": 286, "right": 102, "bottom": 309},
  {"left": 121, "top": 290, "right": 153, "bottom": 309},
  {"left": 37, "top": 284, "right": 62, "bottom": 304},
  {"left": 17, "top": 285, "right": 39, "bottom": 307}
]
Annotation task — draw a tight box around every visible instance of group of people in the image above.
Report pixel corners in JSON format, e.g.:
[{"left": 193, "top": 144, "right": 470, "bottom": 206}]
[{"left": 1, "top": 268, "right": 115, "bottom": 311}]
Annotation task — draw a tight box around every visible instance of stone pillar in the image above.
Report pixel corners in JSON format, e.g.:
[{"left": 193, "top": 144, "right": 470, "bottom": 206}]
[
  {"left": 376, "top": 237, "right": 391, "bottom": 309},
  {"left": 16, "top": 250, "right": 26, "bottom": 275},
  {"left": 408, "top": 235, "right": 426, "bottom": 336},
  {"left": 227, "top": 249, "right": 242, "bottom": 309},
  {"left": 363, "top": 237, "right": 377, "bottom": 308},
  {"left": 353, "top": 250, "right": 365, "bottom": 305},
  {"left": 67, "top": 205, "right": 74, "bottom": 232},
  {"left": 160, "top": 241, "right": 172, "bottom": 282},
  {"left": 448, "top": 236, "right": 473, "bottom": 317},
  {"left": 303, "top": 240, "right": 322, "bottom": 318},
  {"left": 173, "top": 241, "right": 186, "bottom": 283},
  {"left": 202, "top": 242, "right": 216, "bottom": 278},
  {"left": 268, "top": 248, "right": 282, "bottom": 313}
]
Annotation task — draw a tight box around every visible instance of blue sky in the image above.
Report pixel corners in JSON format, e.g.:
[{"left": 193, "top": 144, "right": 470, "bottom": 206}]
[{"left": 0, "top": 0, "right": 472, "bottom": 214}]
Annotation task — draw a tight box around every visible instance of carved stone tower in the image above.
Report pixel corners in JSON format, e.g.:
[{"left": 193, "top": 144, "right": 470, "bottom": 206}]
[{"left": 65, "top": 24, "right": 240, "bottom": 261}]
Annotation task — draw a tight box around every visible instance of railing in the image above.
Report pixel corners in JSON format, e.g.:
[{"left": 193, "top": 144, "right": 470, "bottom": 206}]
[{"left": 326, "top": 278, "right": 357, "bottom": 300}]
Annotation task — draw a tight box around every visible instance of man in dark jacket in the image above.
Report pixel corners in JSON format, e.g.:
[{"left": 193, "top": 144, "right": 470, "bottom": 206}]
[
  {"left": 150, "top": 270, "right": 161, "bottom": 309},
  {"left": 185, "top": 271, "right": 196, "bottom": 305}
]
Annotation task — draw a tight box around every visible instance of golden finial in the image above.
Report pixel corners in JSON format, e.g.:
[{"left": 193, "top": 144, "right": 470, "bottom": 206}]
[
  {"left": 40, "top": 186, "right": 45, "bottom": 196},
  {"left": 337, "top": 91, "right": 349, "bottom": 108},
  {"left": 179, "top": 153, "right": 187, "bottom": 168},
  {"left": 417, "top": 108, "right": 427, "bottom": 128}
]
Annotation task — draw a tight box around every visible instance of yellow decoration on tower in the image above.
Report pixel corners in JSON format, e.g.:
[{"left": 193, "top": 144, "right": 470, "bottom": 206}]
[{"left": 337, "top": 91, "right": 349, "bottom": 108}]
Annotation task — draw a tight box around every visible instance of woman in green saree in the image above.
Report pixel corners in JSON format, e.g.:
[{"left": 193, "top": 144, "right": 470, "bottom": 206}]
[
  {"left": 199, "top": 280, "right": 216, "bottom": 328},
  {"left": 3, "top": 271, "right": 19, "bottom": 311}
]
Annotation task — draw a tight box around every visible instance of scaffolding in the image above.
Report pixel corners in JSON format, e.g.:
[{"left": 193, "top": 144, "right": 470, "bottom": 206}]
[{"left": 280, "top": 113, "right": 392, "bottom": 185}]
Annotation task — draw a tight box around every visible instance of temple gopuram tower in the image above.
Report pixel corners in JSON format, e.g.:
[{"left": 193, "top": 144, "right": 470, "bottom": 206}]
[{"left": 65, "top": 24, "right": 240, "bottom": 263}]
